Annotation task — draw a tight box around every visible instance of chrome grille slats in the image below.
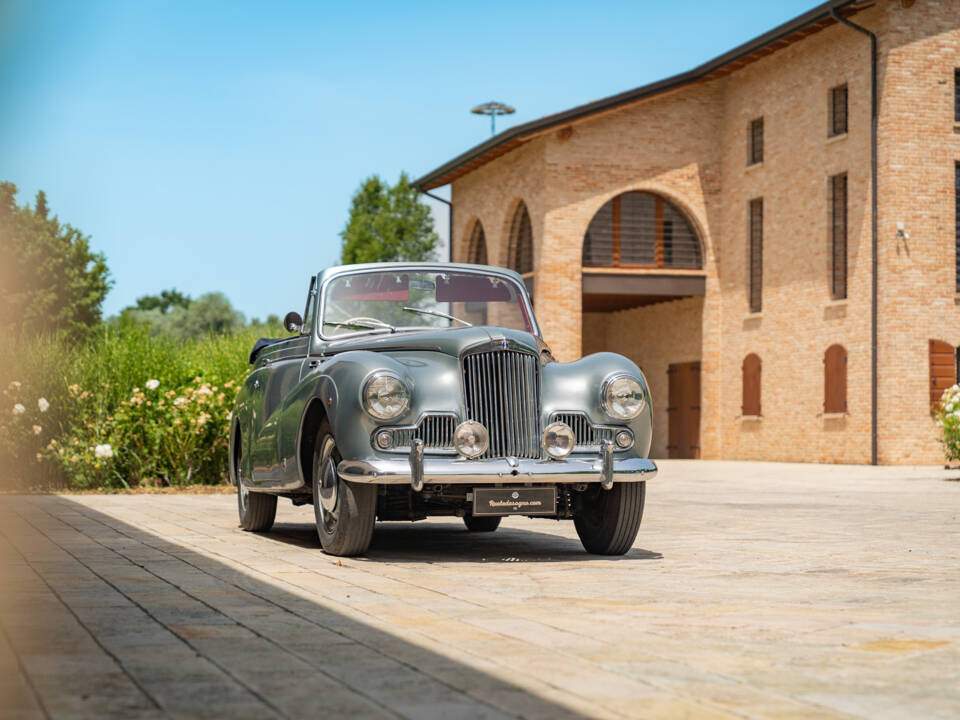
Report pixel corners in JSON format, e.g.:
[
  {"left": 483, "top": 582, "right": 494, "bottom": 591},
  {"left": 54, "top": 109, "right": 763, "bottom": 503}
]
[
  {"left": 462, "top": 347, "right": 540, "bottom": 459},
  {"left": 551, "top": 412, "right": 615, "bottom": 451},
  {"left": 384, "top": 414, "right": 456, "bottom": 453}
]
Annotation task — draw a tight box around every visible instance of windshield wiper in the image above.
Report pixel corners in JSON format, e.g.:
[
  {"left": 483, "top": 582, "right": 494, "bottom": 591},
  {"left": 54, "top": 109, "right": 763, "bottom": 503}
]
[
  {"left": 402, "top": 306, "right": 472, "bottom": 327},
  {"left": 323, "top": 320, "right": 395, "bottom": 332}
]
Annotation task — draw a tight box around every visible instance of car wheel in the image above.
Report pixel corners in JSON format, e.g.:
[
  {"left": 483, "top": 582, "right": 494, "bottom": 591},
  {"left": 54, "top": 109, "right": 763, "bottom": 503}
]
[
  {"left": 236, "top": 438, "right": 277, "bottom": 532},
  {"left": 312, "top": 421, "right": 376, "bottom": 556},
  {"left": 463, "top": 515, "right": 501, "bottom": 532},
  {"left": 573, "top": 482, "right": 645, "bottom": 555}
]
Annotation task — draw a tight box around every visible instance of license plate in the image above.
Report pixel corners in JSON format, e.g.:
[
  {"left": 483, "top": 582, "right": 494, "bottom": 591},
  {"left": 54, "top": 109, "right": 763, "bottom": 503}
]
[{"left": 472, "top": 487, "right": 557, "bottom": 516}]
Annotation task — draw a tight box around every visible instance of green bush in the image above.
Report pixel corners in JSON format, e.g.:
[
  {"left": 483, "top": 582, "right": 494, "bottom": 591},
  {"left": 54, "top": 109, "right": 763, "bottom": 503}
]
[
  {"left": 0, "top": 323, "right": 278, "bottom": 489},
  {"left": 934, "top": 384, "right": 960, "bottom": 462}
]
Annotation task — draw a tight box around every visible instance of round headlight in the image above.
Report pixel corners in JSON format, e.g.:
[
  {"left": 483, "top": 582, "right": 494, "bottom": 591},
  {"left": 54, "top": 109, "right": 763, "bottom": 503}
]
[
  {"left": 362, "top": 373, "right": 409, "bottom": 420},
  {"left": 454, "top": 420, "right": 488, "bottom": 458},
  {"left": 601, "top": 374, "right": 646, "bottom": 420},
  {"left": 542, "top": 422, "right": 575, "bottom": 459}
]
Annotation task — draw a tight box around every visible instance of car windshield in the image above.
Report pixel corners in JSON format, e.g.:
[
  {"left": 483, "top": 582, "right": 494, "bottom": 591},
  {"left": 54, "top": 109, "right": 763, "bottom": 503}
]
[{"left": 321, "top": 269, "right": 535, "bottom": 337}]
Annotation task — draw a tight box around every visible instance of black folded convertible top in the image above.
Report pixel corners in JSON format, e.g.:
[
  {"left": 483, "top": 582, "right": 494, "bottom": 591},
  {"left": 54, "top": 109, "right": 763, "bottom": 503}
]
[{"left": 249, "top": 337, "right": 285, "bottom": 364}]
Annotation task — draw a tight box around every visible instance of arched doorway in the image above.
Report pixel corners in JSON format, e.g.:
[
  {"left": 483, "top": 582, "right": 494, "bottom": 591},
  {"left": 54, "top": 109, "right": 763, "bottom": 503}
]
[
  {"left": 506, "top": 201, "right": 534, "bottom": 274},
  {"left": 579, "top": 190, "right": 707, "bottom": 459}
]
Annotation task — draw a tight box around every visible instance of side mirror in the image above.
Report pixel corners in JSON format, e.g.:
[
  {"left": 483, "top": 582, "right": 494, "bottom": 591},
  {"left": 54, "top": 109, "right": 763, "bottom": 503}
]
[{"left": 283, "top": 311, "right": 304, "bottom": 334}]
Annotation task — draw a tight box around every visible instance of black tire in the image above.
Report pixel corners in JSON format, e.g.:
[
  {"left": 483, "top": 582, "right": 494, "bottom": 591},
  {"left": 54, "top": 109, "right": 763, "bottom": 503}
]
[
  {"left": 463, "top": 515, "right": 501, "bottom": 532},
  {"left": 312, "top": 421, "right": 376, "bottom": 556},
  {"left": 573, "top": 482, "right": 645, "bottom": 555},
  {"left": 236, "top": 436, "right": 277, "bottom": 532}
]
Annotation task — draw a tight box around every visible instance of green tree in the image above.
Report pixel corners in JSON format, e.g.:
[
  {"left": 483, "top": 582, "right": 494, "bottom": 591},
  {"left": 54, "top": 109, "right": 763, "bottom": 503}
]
[
  {"left": 0, "top": 182, "right": 111, "bottom": 339},
  {"left": 340, "top": 172, "right": 439, "bottom": 264},
  {"left": 132, "top": 289, "right": 191, "bottom": 314}
]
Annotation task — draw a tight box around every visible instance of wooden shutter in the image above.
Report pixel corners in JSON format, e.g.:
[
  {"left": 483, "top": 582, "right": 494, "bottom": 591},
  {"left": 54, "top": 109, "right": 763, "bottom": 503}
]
[
  {"left": 742, "top": 353, "right": 761, "bottom": 416},
  {"left": 824, "top": 344, "right": 847, "bottom": 414},
  {"left": 929, "top": 339, "right": 957, "bottom": 409},
  {"left": 749, "top": 199, "right": 763, "bottom": 313},
  {"left": 831, "top": 173, "right": 848, "bottom": 300}
]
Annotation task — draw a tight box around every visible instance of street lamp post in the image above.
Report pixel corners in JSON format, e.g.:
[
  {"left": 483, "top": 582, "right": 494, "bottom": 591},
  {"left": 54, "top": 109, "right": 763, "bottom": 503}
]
[{"left": 471, "top": 101, "right": 515, "bottom": 136}]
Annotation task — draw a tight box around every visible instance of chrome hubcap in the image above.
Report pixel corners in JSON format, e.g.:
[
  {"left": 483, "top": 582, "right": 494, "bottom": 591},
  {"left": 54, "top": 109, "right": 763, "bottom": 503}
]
[{"left": 316, "top": 436, "right": 339, "bottom": 534}]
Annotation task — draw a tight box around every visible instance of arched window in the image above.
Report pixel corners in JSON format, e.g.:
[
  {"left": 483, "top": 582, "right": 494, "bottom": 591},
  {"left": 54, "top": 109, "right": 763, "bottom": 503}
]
[
  {"left": 824, "top": 344, "right": 847, "bottom": 414},
  {"left": 466, "top": 221, "right": 487, "bottom": 265},
  {"left": 507, "top": 202, "right": 533, "bottom": 274},
  {"left": 742, "top": 353, "right": 761, "bottom": 416},
  {"left": 582, "top": 192, "right": 701, "bottom": 269}
]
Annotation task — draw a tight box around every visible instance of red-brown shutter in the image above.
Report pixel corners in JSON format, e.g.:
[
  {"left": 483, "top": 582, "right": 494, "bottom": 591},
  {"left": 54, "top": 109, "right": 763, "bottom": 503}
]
[
  {"left": 929, "top": 339, "right": 957, "bottom": 409},
  {"left": 824, "top": 344, "right": 847, "bottom": 414},
  {"left": 742, "top": 353, "right": 761, "bottom": 416}
]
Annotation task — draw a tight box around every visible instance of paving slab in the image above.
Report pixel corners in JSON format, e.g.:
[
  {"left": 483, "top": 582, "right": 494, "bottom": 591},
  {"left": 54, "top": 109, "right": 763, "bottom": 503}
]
[{"left": 0, "top": 460, "right": 958, "bottom": 719}]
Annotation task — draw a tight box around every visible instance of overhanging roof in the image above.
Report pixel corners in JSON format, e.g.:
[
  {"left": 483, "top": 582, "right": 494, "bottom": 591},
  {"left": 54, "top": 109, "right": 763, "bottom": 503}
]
[{"left": 414, "top": 0, "right": 869, "bottom": 191}]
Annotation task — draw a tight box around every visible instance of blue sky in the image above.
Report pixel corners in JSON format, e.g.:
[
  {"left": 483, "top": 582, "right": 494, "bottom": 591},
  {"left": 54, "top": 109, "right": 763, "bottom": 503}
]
[{"left": 0, "top": 0, "right": 815, "bottom": 321}]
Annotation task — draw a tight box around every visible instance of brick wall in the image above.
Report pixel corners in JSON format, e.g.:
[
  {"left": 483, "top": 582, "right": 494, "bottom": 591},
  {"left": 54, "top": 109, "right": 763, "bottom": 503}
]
[{"left": 447, "top": 0, "right": 960, "bottom": 465}]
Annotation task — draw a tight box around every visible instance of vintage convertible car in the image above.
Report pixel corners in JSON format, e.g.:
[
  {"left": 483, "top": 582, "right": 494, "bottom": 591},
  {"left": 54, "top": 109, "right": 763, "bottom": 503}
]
[{"left": 230, "top": 262, "right": 657, "bottom": 556}]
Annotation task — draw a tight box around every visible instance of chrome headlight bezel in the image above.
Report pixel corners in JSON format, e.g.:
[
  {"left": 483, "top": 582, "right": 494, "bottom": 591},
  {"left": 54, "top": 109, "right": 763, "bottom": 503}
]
[
  {"left": 600, "top": 373, "right": 646, "bottom": 420},
  {"left": 361, "top": 371, "right": 410, "bottom": 420}
]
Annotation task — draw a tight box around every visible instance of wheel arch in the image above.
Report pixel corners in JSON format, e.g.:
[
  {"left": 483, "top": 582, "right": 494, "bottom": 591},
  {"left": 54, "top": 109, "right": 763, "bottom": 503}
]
[{"left": 297, "top": 397, "right": 329, "bottom": 489}]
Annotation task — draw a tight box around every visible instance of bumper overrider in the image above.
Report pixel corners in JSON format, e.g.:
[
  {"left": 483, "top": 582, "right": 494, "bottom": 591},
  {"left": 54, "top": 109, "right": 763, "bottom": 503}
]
[{"left": 337, "top": 439, "right": 658, "bottom": 492}]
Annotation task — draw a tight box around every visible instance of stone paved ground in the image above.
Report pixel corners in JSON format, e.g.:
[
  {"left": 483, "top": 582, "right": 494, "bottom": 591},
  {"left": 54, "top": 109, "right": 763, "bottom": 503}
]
[{"left": 1, "top": 460, "right": 959, "bottom": 720}]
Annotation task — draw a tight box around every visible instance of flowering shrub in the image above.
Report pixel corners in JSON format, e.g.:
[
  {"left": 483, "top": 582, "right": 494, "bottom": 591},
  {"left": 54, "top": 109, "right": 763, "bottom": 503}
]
[
  {"left": 934, "top": 384, "right": 960, "bottom": 462},
  {"left": 0, "top": 323, "right": 272, "bottom": 490},
  {"left": 42, "top": 377, "right": 237, "bottom": 488}
]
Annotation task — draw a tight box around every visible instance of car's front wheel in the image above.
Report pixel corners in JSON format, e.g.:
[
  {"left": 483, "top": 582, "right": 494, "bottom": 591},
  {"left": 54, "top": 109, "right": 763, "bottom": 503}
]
[
  {"left": 312, "top": 421, "right": 376, "bottom": 556},
  {"left": 573, "top": 482, "right": 645, "bottom": 555}
]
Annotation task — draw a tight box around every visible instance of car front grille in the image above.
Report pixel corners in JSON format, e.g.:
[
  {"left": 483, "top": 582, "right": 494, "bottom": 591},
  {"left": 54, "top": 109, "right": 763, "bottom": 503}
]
[
  {"left": 462, "top": 348, "right": 541, "bottom": 459},
  {"left": 388, "top": 414, "right": 456, "bottom": 453},
  {"left": 551, "top": 412, "right": 617, "bottom": 451}
]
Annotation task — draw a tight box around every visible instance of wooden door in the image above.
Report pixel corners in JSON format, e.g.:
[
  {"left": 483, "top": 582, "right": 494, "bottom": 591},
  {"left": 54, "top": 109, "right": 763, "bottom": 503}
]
[
  {"left": 667, "top": 361, "right": 701, "bottom": 459},
  {"left": 929, "top": 339, "right": 957, "bottom": 409}
]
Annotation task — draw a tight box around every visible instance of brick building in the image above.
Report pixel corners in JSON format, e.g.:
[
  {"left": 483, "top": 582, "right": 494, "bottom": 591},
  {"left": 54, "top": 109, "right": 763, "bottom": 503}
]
[{"left": 414, "top": 0, "right": 960, "bottom": 465}]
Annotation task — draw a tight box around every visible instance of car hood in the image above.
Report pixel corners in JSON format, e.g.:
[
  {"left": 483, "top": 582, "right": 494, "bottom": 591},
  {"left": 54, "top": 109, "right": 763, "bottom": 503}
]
[{"left": 322, "top": 326, "right": 541, "bottom": 358}]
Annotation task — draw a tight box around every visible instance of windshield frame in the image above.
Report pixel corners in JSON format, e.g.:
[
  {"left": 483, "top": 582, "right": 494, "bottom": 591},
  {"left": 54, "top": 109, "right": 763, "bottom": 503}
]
[{"left": 316, "top": 266, "right": 540, "bottom": 341}]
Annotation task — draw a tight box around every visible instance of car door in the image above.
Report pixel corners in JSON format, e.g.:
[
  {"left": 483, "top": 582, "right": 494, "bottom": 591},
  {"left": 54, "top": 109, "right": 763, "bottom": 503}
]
[{"left": 252, "top": 278, "right": 317, "bottom": 488}]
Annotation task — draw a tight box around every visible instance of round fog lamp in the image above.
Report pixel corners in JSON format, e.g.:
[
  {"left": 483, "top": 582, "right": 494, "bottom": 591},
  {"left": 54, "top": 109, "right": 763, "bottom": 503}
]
[
  {"left": 542, "top": 422, "right": 575, "bottom": 459},
  {"left": 615, "top": 430, "right": 633, "bottom": 449},
  {"left": 375, "top": 431, "right": 394, "bottom": 449},
  {"left": 454, "top": 420, "right": 488, "bottom": 458}
]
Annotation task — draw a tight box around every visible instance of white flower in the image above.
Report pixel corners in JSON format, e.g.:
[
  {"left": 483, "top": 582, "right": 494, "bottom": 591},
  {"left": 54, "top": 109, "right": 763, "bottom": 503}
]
[
  {"left": 145, "top": 379, "right": 160, "bottom": 390},
  {"left": 32, "top": 425, "right": 42, "bottom": 435},
  {"left": 12, "top": 403, "right": 25, "bottom": 415},
  {"left": 196, "top": 386, "right": 213, "bottom": 396},
  {"left": 37, "top": 397, "right": 49, "bottom": 413},
  {"left": 8, "top": 381, "right": 22, "bottom": 391},
  {"left": 173, "top": 397, "right": 187, "bottom": 407},
  {"left": 94, "top": 444, "right": 114, "bottom": 459}
]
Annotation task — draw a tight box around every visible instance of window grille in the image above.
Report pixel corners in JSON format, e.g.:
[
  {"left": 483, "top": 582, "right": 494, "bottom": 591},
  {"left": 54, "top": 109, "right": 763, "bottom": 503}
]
[
  {"left": 581, "top": 192, "right": 701, "bottom": 269},
  {"left": 467, "top": 221, "right": 487, "bottom": 265},
  {"left": 955, "top": 69, "right": 960, "bottom": 123},
  {"left": 749, "top": 198, "right": 763, "bottom": 313},
  {"left": 507, "top": 202, "right": 533, "bottom": 274},
  {"left": 830, "top": 84, "right": 848, "bottom": 137},
  {"left": 748, "top": 118, "right": 764, "bottom": 165},
  {"left": 831, "top": 173, "right": 848, "bottom": 300}
]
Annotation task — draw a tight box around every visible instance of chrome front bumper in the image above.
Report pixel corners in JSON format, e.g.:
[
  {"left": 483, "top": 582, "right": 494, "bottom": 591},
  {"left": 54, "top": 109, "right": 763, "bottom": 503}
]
[{"left": 337, "top": 439, "right": 657, "bottom": 491}]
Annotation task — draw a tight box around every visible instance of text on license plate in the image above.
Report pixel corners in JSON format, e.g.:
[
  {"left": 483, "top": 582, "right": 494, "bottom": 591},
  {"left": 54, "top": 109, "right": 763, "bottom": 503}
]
[{"left": 472, "top": 487, "right": 557, "bottom": 516}]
